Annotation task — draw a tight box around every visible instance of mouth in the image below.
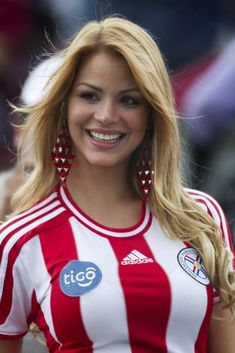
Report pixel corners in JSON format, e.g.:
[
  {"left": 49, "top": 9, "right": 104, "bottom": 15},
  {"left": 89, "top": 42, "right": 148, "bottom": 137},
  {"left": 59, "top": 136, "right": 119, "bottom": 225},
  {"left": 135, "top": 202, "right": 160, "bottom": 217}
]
[{"left": 86, "top": 129, "right": 126, "bottom": 143}]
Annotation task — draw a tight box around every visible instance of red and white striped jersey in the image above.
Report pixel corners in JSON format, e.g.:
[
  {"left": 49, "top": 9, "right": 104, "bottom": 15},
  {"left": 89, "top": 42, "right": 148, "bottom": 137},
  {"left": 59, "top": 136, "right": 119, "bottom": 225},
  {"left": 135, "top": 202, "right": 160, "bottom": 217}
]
[{"left": 0, "top": 185, "right": 233, "bottom": 353}]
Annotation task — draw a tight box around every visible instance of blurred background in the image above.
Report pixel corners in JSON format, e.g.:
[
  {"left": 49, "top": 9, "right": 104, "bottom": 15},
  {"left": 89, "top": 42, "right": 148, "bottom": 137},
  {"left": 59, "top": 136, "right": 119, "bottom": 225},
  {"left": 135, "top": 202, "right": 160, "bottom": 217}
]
[{"left": 0, "top": 0, "right": 235, "bottom": 351}]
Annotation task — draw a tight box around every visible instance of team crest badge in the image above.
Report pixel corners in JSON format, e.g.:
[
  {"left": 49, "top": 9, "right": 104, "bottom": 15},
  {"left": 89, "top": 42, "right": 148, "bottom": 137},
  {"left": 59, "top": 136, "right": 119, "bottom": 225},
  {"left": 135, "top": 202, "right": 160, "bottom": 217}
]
[
  {"left": 60, "top": 260, "right": 102, "bottom": 296},
  {"left": 177, "top": 248, "right": 210, "bottom": 285}
]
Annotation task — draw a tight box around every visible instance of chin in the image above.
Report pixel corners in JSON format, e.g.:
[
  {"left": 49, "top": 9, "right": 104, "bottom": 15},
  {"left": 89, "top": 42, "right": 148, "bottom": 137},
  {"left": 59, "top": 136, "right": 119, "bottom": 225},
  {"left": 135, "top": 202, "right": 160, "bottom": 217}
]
[
  {"left": 85, "top": 155, "right": 125, "bottom": 168},
  {"left": 89, "top": 160, "right": 119, "bottom": 168}
]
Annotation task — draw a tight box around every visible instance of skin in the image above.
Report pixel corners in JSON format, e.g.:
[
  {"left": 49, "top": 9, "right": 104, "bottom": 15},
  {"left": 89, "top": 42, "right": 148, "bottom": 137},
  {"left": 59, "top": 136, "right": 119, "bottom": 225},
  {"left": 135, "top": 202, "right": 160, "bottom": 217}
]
[
  {"left": 207, "top": 302, "right": 235, "bottom": 353},
  {"left": 0, "top": 339, "right": 22, "bottom": 353},
  {"left": 66, "top": 50, "right": 150, "bottom": 227},
  {"left": 67, "top": 50, "right": 150, "bottom": 170}
]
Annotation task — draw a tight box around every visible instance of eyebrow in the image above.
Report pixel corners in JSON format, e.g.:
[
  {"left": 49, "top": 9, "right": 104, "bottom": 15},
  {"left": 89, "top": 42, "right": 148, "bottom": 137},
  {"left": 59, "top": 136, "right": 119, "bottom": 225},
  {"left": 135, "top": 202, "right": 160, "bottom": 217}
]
[{"left": 76, "top": 82, "right": 140, "bottom": 94}]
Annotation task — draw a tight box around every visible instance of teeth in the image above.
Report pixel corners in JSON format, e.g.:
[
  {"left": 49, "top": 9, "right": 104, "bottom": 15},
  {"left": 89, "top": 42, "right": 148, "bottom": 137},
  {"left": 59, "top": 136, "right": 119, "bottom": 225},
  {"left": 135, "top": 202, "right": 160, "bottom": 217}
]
[{"left": 89, "top": 131, "right": 122, "bottom": 142}]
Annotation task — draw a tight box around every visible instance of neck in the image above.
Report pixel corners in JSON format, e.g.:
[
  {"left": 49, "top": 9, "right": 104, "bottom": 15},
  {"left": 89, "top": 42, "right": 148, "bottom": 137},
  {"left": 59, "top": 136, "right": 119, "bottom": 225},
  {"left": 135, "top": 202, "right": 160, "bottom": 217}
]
[{"left": 66, "top": 162, "right": 137, "bottom": 207}]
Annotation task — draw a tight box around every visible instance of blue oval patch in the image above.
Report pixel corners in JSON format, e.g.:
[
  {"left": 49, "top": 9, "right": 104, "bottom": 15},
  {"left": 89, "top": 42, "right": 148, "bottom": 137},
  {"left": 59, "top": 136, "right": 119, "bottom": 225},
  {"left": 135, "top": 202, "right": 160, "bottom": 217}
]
[{"left": 60, "top": 260, "right": 102, "bottom": 296}]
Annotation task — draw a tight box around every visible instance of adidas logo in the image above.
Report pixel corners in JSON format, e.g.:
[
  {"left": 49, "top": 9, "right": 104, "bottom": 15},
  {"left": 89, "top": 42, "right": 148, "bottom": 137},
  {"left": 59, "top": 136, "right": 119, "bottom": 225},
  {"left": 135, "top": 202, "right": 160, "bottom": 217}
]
[{"left": 121, "top": 249, "right": 154, "bottom": 265}]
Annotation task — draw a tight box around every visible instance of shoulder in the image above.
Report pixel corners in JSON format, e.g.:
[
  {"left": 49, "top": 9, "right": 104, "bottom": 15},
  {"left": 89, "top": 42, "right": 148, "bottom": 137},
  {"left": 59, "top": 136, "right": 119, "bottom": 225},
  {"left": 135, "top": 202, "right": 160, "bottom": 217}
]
[
  {"left": 185, "top": 188, "right": 232, "bottom": 247},
  {"left": 185, "top": 188, "right": 225, "bottom": 226},
  {"left": 0, "top": 189, "right": 67, "bottom": 253}
]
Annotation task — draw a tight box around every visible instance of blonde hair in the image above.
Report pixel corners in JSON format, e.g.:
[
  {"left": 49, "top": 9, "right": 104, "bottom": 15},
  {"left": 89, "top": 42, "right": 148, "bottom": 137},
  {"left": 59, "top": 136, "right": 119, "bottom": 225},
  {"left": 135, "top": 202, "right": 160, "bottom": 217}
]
[{"left": 12, "top": 17, "right": 235, "bottom": 313}]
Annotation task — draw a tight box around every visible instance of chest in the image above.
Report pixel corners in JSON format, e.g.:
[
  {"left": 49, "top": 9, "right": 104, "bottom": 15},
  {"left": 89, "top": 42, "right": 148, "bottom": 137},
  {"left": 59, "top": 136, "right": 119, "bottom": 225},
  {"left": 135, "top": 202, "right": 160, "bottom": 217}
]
[{"left": 31, "top": 218, "right": 213, "bottom": 352}]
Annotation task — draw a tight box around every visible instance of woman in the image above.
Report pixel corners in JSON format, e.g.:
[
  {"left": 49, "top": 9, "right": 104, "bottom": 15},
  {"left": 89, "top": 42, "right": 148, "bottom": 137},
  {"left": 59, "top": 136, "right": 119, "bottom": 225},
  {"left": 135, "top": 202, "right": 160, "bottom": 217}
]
[{"left": 0, "top": 17, "right": 234, "bottom": 353}]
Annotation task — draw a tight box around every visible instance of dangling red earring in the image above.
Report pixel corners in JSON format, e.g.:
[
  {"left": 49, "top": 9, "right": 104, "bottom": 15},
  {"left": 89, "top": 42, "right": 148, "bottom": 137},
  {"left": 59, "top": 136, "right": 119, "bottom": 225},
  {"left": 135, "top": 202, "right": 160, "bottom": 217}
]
[
  {"left": 52, "top": 119, "right": 74, "bottom": 184},
  {"left": 136, "top": 133, "right": 153, "bottom": 199}
]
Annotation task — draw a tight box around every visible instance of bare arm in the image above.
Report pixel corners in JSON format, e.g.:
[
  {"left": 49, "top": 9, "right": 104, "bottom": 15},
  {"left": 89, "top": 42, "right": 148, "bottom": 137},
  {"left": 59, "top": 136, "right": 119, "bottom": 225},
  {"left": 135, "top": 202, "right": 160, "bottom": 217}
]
[
  {"left": 0, "top": 339, "right": 22, "bottom": 353},
  {"left": 208, "top": 301, "right": 235, "bottom": 353}
]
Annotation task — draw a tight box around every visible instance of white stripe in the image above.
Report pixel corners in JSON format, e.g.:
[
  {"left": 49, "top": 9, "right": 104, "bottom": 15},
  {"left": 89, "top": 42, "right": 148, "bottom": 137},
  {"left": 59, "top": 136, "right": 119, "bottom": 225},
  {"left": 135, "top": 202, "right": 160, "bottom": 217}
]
[
  {"left": 123, "top": 250, "right": 147, "bottom": 261},
  {"left": 124, "top": 250, "right": 148, "bottom": 260},
  {"left": 70, "top": 217, "right": 132, "bottom": 353},
  {"left": 0, "top": 192, "right": 58, "bottom": 231},
  {"left": 144, "top": 218, "right": 208, "bottom": 353},
  {"left": 91, "top": 342, "right": 132, "bottom": 352},
  {"left": 24, "top": 237, "right": 61, "bottom": 346},
  {"left": 0, "top": 207, "right": 65, "bottom": 301},
  {"left": 132, "top": 250, "right": 147, "bottom": 259},
  {"left": 128, "top": 253, "right": 139, "bottom": 260},
  {"left": 187, "top": 188, "right": 231, "bottom": 251},
  {"left": 60, "top": 186, "right": 150, "bottom": 237},
  {"left": 0, "top": 201, "right": 61, "bottom": 244}
]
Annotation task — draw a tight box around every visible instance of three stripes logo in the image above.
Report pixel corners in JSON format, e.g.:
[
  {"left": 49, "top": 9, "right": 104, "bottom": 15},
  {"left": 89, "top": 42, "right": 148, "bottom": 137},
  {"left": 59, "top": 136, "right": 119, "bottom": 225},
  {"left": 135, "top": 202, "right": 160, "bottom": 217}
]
[{"left": 121, "top": 249, "right": 154, "bottom": 265}]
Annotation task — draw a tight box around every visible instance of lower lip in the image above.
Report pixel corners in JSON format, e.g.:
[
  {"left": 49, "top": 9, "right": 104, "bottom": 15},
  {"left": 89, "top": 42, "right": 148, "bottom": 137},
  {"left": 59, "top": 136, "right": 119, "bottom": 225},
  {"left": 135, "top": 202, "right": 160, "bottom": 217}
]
[{"left": 87, "top": 133, "right": 125, "bottom": 149}]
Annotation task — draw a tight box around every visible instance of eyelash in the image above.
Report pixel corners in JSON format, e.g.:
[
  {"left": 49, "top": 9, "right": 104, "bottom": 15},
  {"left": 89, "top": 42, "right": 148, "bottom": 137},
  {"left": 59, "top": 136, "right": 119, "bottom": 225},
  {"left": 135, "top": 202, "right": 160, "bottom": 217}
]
[
  {"left": 79, "top": 92, "right": 99, "bottom": 102},
  {"left": 119, "top": 95, "right": 139, "bottom": 106},
  {"left": 79, "top": 91, "right": 140, "bottom": 106}
]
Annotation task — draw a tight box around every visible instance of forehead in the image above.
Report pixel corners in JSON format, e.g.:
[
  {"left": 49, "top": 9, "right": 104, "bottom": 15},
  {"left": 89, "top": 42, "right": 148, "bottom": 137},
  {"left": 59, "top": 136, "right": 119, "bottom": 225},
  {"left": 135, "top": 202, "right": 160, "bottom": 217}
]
[{"left": 74, "top": 50, "right": 136, "bottom": 86}]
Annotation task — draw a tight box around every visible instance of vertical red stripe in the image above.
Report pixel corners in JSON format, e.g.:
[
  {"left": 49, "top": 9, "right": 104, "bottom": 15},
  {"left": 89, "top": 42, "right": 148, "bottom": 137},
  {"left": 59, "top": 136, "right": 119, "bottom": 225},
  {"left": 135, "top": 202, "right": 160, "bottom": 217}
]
[
  {"left": 194, "top": 285, "right": 213, "bottom": 353},
  {"left": 109, "top": 235, "right": 170, "bottom": 353},
  {"left": 39, "top": 221, "right": 93, "bottom": 352},
  {"left": 28, "top": 291, "right": 61, "bottom": 352}
]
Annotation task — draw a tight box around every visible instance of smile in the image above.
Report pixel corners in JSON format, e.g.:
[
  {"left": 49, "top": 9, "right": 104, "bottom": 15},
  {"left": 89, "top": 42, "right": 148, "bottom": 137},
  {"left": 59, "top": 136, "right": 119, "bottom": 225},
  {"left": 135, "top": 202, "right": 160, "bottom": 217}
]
[{"left": 87, "top": 130, "right": 125, "bottom": 143}]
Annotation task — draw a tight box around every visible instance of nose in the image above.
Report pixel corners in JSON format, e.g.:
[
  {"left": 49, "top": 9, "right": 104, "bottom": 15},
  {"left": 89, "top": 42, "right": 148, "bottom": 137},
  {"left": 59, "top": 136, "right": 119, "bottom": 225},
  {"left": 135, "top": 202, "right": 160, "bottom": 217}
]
[{"left": 94, "top": 99, "right": 119, "bottom": 125}]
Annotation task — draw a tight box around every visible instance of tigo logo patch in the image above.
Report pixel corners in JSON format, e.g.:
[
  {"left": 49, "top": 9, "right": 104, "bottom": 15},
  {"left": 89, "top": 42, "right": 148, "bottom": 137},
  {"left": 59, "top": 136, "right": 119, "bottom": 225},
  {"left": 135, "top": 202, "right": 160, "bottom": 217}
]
[
  {"left": 177, "top": 248, "right": 210, "bottom": 285},
  {"left": 60, "top": 260, "right": 102, "bottom": 296}
]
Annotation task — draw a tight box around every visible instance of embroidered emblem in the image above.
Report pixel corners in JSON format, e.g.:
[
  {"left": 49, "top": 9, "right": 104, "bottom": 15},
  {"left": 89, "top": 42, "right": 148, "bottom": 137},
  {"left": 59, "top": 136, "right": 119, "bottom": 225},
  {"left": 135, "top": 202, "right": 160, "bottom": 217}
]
[
  {"left": 60, "top": 260, "right": 102, "bottom": 296},
  {"left": 177, "top": 247, "right": 210, "bottom": 285}
]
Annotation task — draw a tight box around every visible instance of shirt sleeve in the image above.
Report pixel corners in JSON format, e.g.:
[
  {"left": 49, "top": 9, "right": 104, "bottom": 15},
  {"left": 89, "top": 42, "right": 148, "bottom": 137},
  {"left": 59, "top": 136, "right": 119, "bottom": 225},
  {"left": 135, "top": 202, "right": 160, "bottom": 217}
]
[
  {"left": 186, "top": 188, "right": 235, "bottom": 302},
  {"left": 0, "top": 233, "right": 32, "bottom": 339}
]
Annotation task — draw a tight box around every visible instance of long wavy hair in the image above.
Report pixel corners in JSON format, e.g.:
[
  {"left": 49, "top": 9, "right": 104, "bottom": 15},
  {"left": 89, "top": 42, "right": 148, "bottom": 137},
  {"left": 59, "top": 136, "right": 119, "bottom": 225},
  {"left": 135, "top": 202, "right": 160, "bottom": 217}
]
[{"left": 12, "top": 16, "right": 235, "bottom": 313}]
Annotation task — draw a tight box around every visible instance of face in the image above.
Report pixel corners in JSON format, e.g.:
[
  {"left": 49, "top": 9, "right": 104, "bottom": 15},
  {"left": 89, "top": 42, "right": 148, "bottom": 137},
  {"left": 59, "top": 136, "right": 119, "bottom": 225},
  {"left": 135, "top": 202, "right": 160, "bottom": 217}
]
[{"left": 67, "top": 50, "right": 150, "bottom": 170}]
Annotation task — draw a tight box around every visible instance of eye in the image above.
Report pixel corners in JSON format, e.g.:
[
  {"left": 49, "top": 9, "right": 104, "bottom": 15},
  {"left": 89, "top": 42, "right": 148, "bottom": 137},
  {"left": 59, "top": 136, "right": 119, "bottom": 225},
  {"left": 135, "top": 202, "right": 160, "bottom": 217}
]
[
  {"left": 119, "top": 95, "right": 139, "bottom": 106},
  {"left": 79, "top": 91, "right": 100, "bottom": 102}
]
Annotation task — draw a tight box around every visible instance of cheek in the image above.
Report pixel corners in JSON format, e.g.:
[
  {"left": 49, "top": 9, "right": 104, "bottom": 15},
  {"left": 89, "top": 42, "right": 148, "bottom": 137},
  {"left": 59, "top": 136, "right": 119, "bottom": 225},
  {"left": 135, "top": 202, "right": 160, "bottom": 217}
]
[
  {"left": 134, "top": 112, "right": 149, "bottom": 136},
  {"left": 67, "top": 104, "right": 87, "bottom": 128}
]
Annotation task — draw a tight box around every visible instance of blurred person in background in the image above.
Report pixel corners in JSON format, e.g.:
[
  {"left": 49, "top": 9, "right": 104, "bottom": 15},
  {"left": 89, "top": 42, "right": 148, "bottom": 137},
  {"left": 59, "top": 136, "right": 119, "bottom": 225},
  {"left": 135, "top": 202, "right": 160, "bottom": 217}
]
[
  {"left": 0, "top": 0, "right": 55, "bottom": 172},
  {"left": 0, "top": 128, "right": 34, "bottom": 221},
  {"left": 0, "top": 55, "right": 61, "bottom": 222},
  {"left": 0, "top": 0, "right": 34, "bottom": 170},
  {"left": 0, "top": 16, "right": 235, "bottom": 353}
]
